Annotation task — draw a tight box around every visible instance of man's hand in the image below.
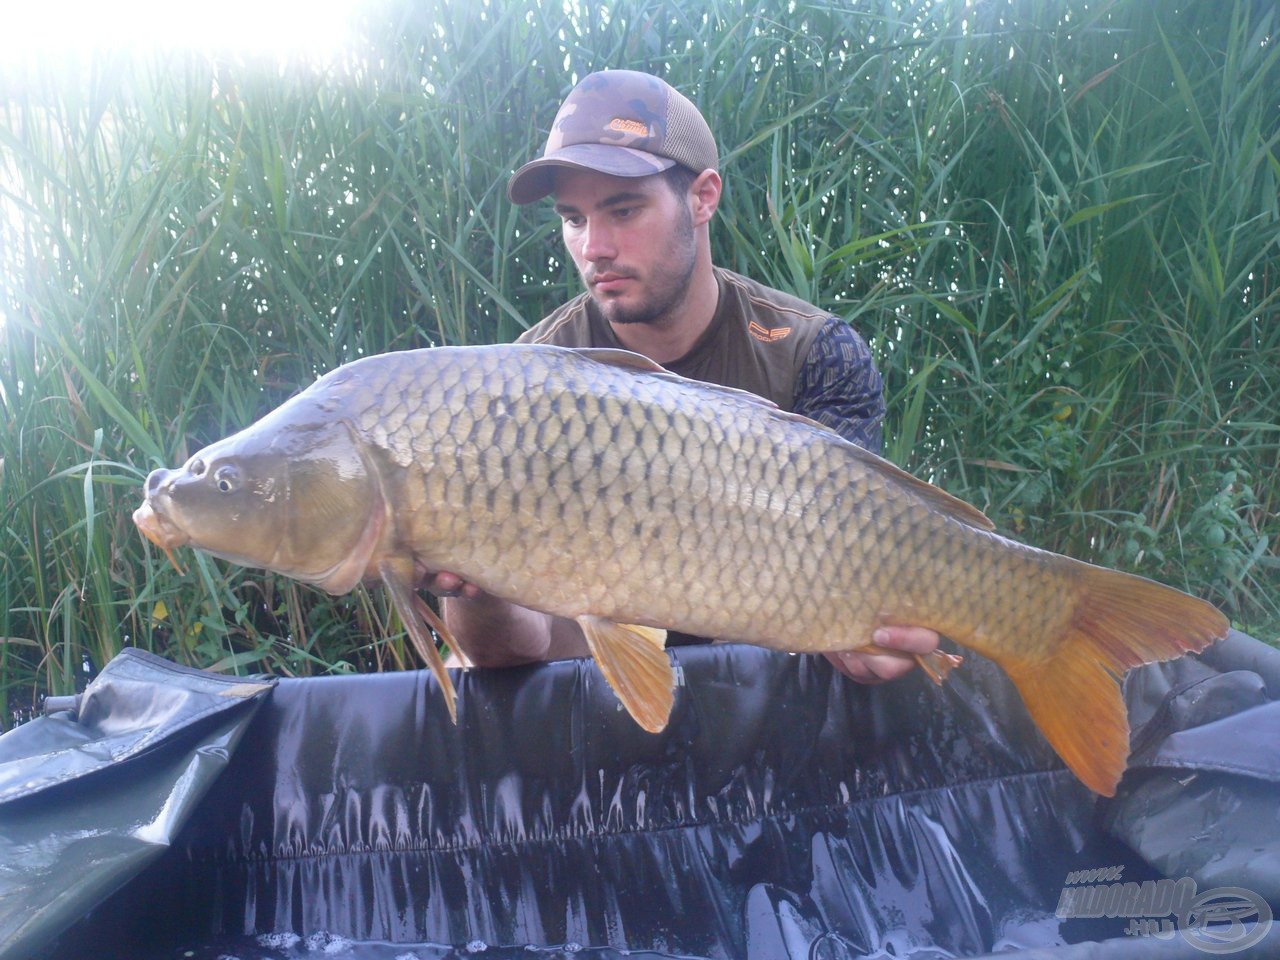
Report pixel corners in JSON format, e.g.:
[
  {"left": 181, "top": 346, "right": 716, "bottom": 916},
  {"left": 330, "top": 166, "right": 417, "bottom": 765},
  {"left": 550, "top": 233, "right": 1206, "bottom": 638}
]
[
  {"left": 824, "top": 626, "right": 941, "bottom": 684},
  {"left": 424, "top": 570, "right": 582, "bottom": 667},
  {"left": 421, "top": 569, "right": 486, "bottom": 601}
]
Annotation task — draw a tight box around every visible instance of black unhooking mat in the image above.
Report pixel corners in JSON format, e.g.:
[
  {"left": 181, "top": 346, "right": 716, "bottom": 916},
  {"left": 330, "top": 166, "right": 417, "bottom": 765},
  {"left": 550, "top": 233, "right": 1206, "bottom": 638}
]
[{"left": 1, "top": 631, "right": 1277, "bottom": 960}]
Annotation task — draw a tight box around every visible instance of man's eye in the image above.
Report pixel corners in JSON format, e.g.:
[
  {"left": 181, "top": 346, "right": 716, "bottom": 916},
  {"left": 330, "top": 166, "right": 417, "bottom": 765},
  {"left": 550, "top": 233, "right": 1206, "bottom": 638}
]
[{"left": 563, "top": 215, "right": 585, "bottom": 228}]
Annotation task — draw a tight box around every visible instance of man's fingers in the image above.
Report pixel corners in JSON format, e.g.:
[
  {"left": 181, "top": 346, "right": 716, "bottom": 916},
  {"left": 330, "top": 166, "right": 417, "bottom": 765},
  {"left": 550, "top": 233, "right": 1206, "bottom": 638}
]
[
  {"left": 826, "top": 650, "right": 915, "bottom": 684},
  {"left": 871, "top": 625, "right": 940, "bottom": 655},
  {"left": 825, "top": 626, "right": 942, "bottom": 684},
  {"left": 431, "top": 571, "right": 464, "bottom": 596},
  {"left": 423, "top": 570, "right": 485, "bottom": 600}
]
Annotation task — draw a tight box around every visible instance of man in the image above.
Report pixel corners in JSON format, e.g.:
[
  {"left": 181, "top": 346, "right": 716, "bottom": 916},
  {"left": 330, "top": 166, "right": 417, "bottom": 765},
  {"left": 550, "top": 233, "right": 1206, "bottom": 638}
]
[{"left": 430, "top": 69, "right": 939, "bottom": 684}]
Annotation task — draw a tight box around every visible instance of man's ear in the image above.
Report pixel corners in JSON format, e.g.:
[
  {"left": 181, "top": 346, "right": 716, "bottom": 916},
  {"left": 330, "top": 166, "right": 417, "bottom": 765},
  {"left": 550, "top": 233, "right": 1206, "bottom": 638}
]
[{"left": 690, "top": 169, "right": 722, "bottom": 226}]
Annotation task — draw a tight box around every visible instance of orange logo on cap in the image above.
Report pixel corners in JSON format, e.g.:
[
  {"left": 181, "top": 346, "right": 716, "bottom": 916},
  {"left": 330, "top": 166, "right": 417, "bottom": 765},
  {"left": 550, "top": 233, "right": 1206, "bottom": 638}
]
[
  {"left": 749, "top": 321, "right": 792, "bottom": 343},
  {"left": 608, "top": 117, "right": 651, "bottom": 137}
]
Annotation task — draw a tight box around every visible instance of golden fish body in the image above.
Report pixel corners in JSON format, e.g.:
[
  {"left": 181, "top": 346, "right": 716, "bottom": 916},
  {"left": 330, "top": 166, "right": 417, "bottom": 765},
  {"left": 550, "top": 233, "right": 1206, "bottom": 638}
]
[
  {"left": 135, "top": 344, "right": 1227, "bottom": 795},
  {"left": 367, "top": 349, "right": 1054, "bottom": 648}
]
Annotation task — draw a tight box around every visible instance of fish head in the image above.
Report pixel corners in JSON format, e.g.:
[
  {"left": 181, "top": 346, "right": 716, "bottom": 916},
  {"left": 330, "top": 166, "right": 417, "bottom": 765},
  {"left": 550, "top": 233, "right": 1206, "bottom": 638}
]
[{"left": 135, "top": 415, "right": 386, "bottom": 594}]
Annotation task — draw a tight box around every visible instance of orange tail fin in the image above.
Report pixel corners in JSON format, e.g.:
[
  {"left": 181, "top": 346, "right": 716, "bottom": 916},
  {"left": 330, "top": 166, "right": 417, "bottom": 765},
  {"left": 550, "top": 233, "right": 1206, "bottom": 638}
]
[{"left": 997, "top": 564, "right": 1228, "bottom": 796}]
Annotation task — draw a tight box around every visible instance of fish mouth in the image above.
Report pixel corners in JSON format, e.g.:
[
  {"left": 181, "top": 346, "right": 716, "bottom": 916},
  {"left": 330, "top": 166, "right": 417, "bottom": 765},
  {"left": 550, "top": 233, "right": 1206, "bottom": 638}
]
[
  {"left": 134, "top": 499, "right": 192, "bottom": 575},
  {"left": 133, "top": 499, "right": 190, "bottom": 550}
]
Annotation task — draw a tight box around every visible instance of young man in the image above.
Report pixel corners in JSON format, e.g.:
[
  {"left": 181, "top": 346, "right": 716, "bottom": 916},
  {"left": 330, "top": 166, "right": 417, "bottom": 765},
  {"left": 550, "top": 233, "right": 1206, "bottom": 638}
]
[{"left": 430, "top": 69, "right": 939, "bottom": 684}]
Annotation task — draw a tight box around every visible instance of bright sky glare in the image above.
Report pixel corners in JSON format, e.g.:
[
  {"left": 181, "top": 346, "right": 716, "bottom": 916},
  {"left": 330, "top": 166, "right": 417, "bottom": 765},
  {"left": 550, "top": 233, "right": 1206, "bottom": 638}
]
[
  {"left": 0, "top": 0, "right": 365, "bottom": 64},
  {"left": 1, "top": 0, "right": 368, "bottom": 339}
]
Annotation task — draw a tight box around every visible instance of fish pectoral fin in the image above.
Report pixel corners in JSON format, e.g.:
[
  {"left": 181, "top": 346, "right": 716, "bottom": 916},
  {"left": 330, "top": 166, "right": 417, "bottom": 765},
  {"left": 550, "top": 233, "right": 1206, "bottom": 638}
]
[
  {"left": 379, "top": 561, "right": 459, "bottom": 724},
  {"left": 576, "top": 616, "right": 674, "bottom": 733},
  {"left": 411, "top": 591, "right": 472, "bottom": 669}
]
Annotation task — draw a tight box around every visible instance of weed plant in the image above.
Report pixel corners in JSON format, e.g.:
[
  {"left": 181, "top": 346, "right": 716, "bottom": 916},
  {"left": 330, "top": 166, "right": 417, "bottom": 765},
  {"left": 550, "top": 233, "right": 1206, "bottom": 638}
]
[{"left": 1, "top": 0, "right": 1277, "bottom": 724}]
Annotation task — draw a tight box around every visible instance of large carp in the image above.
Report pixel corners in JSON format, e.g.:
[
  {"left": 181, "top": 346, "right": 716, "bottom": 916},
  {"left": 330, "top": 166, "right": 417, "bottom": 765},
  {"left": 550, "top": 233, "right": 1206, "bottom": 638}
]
[{"left": 134, "top": 344, "right": 1227, "bottom": 795}]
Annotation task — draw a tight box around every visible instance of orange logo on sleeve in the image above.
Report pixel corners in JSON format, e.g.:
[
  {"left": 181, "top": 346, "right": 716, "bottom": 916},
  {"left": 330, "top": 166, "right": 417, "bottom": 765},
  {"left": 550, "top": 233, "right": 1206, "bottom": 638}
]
[{"left": 749, "top": 321, "right": 792, "bottom": 343}]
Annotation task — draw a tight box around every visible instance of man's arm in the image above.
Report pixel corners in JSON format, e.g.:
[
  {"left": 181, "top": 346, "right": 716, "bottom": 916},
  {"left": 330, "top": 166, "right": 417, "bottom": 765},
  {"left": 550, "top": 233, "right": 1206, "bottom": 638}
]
[
  {"left": 792, "top": 318, "right": 942, "bottom": 683},
  {"left": 430, "top": 573, "right": 587, "bottom": 667},
  {"left": 792, "top": 318, "right": 887, "bottom": 451}
]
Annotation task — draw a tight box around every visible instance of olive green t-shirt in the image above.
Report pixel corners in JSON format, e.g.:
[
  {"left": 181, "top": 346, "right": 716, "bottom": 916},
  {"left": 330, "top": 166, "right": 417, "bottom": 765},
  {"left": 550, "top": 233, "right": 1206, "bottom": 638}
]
[{"left": 518, "top": 266, "right": 885, "bottom": 452}]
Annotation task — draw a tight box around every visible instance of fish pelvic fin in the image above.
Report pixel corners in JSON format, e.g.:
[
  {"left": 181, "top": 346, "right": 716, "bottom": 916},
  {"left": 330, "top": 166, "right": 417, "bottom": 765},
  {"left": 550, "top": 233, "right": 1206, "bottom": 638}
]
[
  {"left": 997, "top": 564, "right": 1228, "bottom": 797},
  {"left": 577, "top": 616, "right": 674, "bottom": 733},
  {"left": 380, "top": 560, "right": 459, "bottom": 724}
]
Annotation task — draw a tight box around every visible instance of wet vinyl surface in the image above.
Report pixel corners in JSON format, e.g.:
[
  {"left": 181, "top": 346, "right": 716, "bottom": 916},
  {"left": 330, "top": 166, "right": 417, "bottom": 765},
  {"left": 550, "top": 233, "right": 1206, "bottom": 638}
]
[
  {"left": 152, "top": 932, "right": 812, "bottom": 960},
  {"left": 148, "top": 932, "right": 686, "bottom": 959},
  {"left": 22, "top": 633, "right": 1280, "bottom": 960}
]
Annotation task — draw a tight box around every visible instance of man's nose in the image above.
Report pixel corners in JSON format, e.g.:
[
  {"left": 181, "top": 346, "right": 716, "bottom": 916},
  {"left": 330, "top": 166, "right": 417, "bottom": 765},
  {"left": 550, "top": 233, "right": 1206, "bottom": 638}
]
[{"left": 580, "top": 219, "right": 617, "bottom": 261}]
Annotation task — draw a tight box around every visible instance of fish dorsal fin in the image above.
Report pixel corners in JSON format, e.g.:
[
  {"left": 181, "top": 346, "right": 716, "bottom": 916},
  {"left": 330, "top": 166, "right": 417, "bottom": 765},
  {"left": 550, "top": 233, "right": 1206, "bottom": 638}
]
[
  {"left": 576, "top": 615, "right": 674, "bottom": 733},
  {"left": 567, "top": 346, "right": 990, "bottom": 531},
  {"left": 843, "top": 442, "right": 994, "bottom": 531},
  {"left": 746, "top": 401, "right": 994, "bottom": 532},
  {"left": 571, "top": 347, "right": 668, "bottom": 374},
  {"left": 571, "top": 347, "right": 784, "bottom": 412}
]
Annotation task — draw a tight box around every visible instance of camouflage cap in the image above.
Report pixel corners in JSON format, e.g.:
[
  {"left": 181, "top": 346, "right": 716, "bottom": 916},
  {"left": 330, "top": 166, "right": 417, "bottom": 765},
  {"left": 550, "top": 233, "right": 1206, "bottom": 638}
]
[{"left": 507, "top": 69, "right": 718, "bottom": 205}]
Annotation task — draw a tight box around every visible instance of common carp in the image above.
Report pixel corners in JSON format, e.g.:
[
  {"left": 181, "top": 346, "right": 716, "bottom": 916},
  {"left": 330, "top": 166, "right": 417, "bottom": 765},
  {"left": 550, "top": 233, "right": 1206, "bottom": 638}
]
[{"left": 134, "top": 344, "right": 1227, "bottom": 795}]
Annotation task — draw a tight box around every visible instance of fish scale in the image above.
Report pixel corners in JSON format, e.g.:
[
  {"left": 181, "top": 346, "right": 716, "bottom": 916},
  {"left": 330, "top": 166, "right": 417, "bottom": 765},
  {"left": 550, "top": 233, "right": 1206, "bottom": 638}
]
[{"left": 135, "top": 343, "right": 1228, "bottom": 796}]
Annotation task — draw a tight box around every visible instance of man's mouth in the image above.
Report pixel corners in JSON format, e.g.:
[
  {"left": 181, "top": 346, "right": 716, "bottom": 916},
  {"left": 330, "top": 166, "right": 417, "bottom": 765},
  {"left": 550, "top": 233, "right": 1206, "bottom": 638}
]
[{"left": 590, "top": 271, "right": 633, "bottom": 293}]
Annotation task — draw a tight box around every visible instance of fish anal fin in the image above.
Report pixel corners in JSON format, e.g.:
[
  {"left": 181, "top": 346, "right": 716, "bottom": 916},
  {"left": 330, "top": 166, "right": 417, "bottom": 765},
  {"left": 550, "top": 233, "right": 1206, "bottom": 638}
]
[
  {"left": 859, "top": 642, "right": 965, "bottom": 685},
  {"left": 577, "top": 616, "right": 674, "bottom": 733},
  {"left": 917, "top": 650, "right": 964, "bottom": 685},
  {"left": 987, "top": 564, "right": 1227, "bottom": 796},
  {"left": 380, "top": 560, "right": 459, "bottom": 724}
]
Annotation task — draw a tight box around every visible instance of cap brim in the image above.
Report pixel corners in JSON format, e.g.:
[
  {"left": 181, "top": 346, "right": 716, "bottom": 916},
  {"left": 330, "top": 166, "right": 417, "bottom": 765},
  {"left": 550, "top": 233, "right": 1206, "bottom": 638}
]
[{"left": 507, "top": 143, "right": 678, "bottom": 204}]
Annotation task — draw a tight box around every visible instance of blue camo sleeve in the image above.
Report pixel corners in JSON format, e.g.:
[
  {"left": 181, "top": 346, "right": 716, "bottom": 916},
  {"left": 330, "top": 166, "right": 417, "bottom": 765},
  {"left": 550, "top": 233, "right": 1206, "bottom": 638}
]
[{"left": 793, "top": 318, "right": 886, "bottom": 453}]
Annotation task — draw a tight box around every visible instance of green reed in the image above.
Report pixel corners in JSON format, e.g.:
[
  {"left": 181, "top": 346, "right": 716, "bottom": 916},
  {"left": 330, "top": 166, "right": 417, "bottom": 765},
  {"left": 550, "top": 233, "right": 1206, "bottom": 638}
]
[{"left": 1, "top": 0, "right": 1276, "bottom": 724}]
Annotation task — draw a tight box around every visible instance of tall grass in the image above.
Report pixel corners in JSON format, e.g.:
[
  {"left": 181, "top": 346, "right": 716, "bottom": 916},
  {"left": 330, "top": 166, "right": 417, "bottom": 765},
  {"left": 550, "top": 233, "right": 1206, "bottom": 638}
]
[{"left": 2, "top": 0, "right": 1277, "bottom": 725}]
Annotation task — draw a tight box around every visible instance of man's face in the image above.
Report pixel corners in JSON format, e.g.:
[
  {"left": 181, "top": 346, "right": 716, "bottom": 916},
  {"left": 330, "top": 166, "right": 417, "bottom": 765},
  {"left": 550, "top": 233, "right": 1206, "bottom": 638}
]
[{"left": 552, "top": 168, "right": 697, "bottom": 328}]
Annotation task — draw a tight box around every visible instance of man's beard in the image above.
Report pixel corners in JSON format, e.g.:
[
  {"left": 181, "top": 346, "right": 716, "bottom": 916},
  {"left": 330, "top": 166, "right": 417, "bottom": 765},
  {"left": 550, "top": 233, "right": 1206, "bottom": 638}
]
[{"left": 590, "top": 205, "right": 697, "bottom": 327}]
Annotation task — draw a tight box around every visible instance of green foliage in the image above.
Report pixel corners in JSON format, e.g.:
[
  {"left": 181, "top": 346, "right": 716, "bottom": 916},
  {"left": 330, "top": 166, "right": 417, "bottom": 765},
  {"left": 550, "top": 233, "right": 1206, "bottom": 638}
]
[{"left": 2, "top": 0, "right": 1277, "bottom": 723}]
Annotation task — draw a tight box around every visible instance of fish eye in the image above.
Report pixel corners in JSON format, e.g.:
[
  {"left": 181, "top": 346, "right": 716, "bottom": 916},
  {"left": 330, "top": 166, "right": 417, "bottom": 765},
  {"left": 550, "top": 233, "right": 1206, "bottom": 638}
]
[
  {"left": 213, "top": 465, "right": 240, "bottom": 494},
  {"left": 189, "top": 458, "right": 207, "bottom": 477}
]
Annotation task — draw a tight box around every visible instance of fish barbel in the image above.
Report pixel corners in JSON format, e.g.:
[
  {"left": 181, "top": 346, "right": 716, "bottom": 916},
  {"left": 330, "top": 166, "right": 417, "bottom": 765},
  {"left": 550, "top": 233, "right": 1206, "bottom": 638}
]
[{"left": 134, "top": 344, "right": 1227, "bottom": 795}]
